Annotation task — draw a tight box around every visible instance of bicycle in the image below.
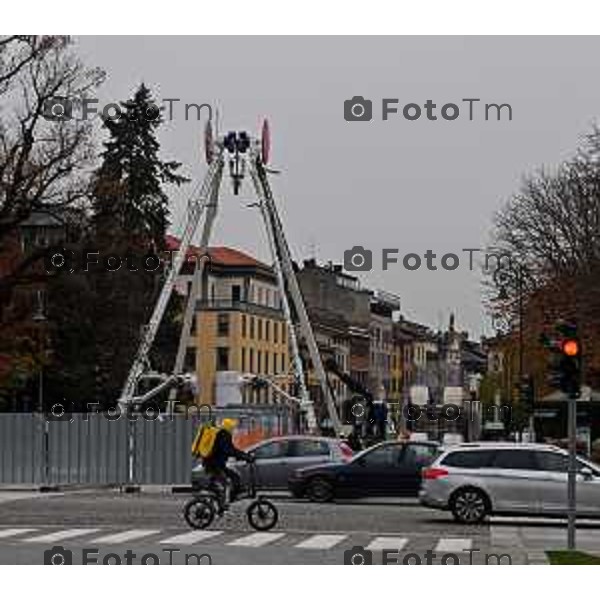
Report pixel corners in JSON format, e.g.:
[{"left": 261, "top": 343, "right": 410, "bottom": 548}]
[{"left": 183, "top": 460, "right": 279, "bottom": 531}]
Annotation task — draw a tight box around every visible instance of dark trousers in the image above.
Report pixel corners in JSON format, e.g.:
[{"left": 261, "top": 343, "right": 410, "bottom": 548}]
[{"left": 205, "top": 465, "right": 242, "bottom": 504}]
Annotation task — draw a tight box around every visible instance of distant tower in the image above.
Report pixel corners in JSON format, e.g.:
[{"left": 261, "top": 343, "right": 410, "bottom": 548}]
[{"left": 446, "top": 313, "right": 462, "bottom": 387}]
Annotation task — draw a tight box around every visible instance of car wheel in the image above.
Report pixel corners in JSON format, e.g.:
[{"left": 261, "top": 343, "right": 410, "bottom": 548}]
[
  {"left": 449, "top": 487, "right": 490, "bottom": 524},
  {"left": 306, "top": 477, "right": 334, "bottom": 502}
]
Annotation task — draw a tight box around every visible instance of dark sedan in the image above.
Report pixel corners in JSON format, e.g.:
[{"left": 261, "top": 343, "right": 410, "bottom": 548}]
[{"left": 288, "top": 441, "right": 441, "bottom": 502}]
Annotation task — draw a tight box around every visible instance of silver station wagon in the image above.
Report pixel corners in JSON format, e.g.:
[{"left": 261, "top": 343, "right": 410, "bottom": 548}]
[{"left": 419, "top": 443, "right": 600, "bottom": 523}]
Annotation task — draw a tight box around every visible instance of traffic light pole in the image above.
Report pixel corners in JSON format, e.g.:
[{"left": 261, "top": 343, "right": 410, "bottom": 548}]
[
  {"left": 540, "top": 320, "right": 582, "bottom": 549},
  {"left": 567, "top": 392, "right": 577, "bottom": 549}
]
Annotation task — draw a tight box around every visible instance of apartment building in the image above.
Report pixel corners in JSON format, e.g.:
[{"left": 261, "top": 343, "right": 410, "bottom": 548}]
[{"left": 191, "top": 246, "right": 290, "bottom": 406}]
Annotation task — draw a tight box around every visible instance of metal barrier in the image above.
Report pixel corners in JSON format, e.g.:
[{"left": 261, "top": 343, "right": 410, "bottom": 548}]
[{"left": 0, "top": 406, "right": 295, "bottom": 486}]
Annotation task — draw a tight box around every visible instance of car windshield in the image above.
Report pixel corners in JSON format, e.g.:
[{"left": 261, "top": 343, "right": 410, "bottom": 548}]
[
  {"left": 578, "top": 456, "right": 600, "bottom": 474},
  {"left": 350, "top": 445, "right": 384, "bottom": 463},
  {"left": 350, "top": 443, "right": 438, "bottom": 464}
]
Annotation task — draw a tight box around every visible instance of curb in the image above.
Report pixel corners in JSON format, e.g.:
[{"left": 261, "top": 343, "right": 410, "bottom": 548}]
[
  {"left": 0, "top": 484, "right": 115, "bottom": 493},
  {"left": 526, "top": 551, "right": 550, "bottom": 565}
]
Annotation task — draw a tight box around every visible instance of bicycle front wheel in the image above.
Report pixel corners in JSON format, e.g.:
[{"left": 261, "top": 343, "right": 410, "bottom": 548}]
[
  {"left": 246, "top": 499, "right": 278, "bottom": 531},
  {"left": 184, "top": 497, "right": 216, "bottom": 530}
]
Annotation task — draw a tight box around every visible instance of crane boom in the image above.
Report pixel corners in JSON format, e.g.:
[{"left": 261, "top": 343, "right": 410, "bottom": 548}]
[
  {"left": 118, "top": 152, "right": 224, "bottom": 406},
  {"left": 117, "top": 122, "right": 343, "bottom": 443}
]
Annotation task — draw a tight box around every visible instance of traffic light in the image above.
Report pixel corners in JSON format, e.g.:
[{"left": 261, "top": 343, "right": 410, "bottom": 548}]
[
  {"left": 541, "top": 321, "right": 582, "bottom": 399},
  {"left": 519, "top": 375, "right": 535, "bottom": 409},
  {"left": 559, "top": 336, "right": 582, "bottom": 398}
]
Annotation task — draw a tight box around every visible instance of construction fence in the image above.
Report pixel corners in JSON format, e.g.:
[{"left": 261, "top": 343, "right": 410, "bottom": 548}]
[{"left": 0, "top": 406, "right": 296, "bottom": 486}]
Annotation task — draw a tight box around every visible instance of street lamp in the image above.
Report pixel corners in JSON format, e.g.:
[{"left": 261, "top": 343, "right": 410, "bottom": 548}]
[
  {"left": 32, "top": 291, "right": 47, "bottom": 414},
  {"left": 32, "top": 290, "right": 49, "bottom": 487}
]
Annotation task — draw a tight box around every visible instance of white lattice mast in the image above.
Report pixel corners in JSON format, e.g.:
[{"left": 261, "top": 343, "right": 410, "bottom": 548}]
[{"left": 117, "top": 119, "right": 342, "bottom": 438}]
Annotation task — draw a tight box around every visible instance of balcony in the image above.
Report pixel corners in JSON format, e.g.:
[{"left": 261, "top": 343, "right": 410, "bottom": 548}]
[{"left": 196, "top": 298, "right": 283, "bottom": 319}]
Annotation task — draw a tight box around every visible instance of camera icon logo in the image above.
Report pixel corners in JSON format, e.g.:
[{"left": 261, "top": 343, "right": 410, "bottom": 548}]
[
  {"left": 44, "top": 401, "right": 73, "bottom": 422},
  {"left": 42, "top": 97, "right": 73, "bottom": 121},
  {"left": 342, "top": 397, "right": 370, "bottom": 424},
  {"left": 344, "top": 96, "right": 372, "bottom": 122},
  {"left": 343, "top": 246, "right": 372, "bottom": 272},
  {"left": 344, "top": 545, "right": 373, "bottom": 565},
  {"left": 44, "top": 545, "right": 73, "bottom": 565},
  {"left": 44, "top": 247, "right": 75, "bottom": 275}
]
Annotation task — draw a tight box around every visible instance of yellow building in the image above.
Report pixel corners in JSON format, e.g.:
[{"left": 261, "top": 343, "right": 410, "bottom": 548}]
[{"left": 193, "top": 247, "right": 290, "bottom": 406}]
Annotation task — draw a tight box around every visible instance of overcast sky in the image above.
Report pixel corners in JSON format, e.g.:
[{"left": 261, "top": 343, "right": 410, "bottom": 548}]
[{"left": 76, "top": 36, "right": 600, "bottom": 338}]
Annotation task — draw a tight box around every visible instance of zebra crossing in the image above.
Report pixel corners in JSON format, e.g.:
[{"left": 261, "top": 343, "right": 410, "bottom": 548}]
[
  {"left": 0, "top": 526, "right": 483, "bottom": 552},
  {"left": 3, "top": 524, "right": 595, "bottom": 554}
]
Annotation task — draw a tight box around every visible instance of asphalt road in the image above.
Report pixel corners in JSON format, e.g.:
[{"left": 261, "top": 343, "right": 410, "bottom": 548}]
[{"left": 0, "top": 490, "right": 598, "bottom": 564}]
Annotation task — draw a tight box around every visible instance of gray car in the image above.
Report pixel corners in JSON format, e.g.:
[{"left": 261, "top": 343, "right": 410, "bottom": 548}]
[
  {"left": 419, "top": 442, "right": 600, "bottom": 523},
  {"left": 192, "top": 435, "right": 353, "bottom": 491}
]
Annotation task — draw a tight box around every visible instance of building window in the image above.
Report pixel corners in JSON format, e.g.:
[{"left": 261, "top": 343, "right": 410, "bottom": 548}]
[
  {"left": 282, "top": 325, "right": 287, "bottom": 345},
  {"left": 216, "top": 347, "right": 229, "bottom": 371},
  {"left": 250, "top": 316, "right": 255, "bottom": 339},
  {"left": 242, "top": 314, "right": 247, "bottom": 338},
  {"left": 280, "top": 353, "right": 285, "bottom": 372},
  {"left": 232, "top": 284, "right": 241, "bottom": 303},
  {"left": 274, "top": 322, "right": 278, "bottom": 344},
  {"left": 257, "top": 350, "right": 262, "bottom": 373},
  {"left": 266, "top": 320, "right": 271, "bottom": 342},
  {"left": 241, "top": 347, "right": 246, "bottom": 372},
  {"left": 249, "top": 348, "right": 254, "bottom": 371},
  {"left": 265, "top": 351, "right": 270, "bottom": 374},
  {"left": 258, "top": 319, "right": 263, "bottom": 341},
  {"left": 217, "top": 313, "right": 230, "bottom": 337}
]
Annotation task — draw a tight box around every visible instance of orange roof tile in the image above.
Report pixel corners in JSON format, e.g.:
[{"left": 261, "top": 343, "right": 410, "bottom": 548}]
[{"left": 165, "top": 235, "right": 270, "bottom": 269}]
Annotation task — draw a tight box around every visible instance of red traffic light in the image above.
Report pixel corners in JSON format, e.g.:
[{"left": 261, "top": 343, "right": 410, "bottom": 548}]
[{"left": 562, "top": 339, "right": 580, "bottom": 357}]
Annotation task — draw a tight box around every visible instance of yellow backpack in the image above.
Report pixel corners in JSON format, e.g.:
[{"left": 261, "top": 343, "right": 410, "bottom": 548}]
[{"left": 191, "top": 424, "right": 220, "bottom": 459}]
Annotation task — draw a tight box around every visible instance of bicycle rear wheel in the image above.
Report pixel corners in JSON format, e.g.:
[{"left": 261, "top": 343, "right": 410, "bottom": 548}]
[
  {"left": 246, "top": 499, "right": 278, "bottom": 531},
  {"left": 184, "top": 497, "right": 216, "bottom": 529}
]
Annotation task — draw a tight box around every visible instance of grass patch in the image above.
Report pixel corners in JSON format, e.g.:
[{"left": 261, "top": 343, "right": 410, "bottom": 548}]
[{"left": 547, "top": 550, "right": 600, "bottom": 565}]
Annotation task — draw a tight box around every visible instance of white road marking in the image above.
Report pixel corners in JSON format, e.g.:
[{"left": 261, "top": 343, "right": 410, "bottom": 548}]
[
  {"left": 366, "top": 536, "right": 408, "bottom": 551},
  {"left": 159, "top": 530, "right": 223, "bottom": 545},
  {"left": 24, "top": 528, "right": 101, "bottom": 543},
  {"left": 90, "top": 529, "right": 161, "bottom": 544},
  {"left": 0, "top": 528, "right": 38, "bottom": 539},
  {"left": 490, "top": 526, "right": 521, "bottom": 547},
  {"left": 227, "top": 532, "right": 285, "bottom": 547},
  {"left": 434, "top": 537, "right": 472, "bottom": 552},
  {"left": 295, "top": 534, "right": 347, "bottom": 549}
]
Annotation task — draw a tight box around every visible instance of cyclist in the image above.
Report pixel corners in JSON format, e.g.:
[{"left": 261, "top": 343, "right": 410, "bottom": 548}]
[{"left": 202, "top": 418, "right": 253, "bottom": 512}]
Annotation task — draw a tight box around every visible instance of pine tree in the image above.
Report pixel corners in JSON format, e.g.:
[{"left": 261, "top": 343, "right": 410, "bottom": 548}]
[
  {"left": 92, "top": 83, "right": 188, "bottom": 248},
  {"left": 67, "top": 83, "right": 190, "bottom": 408}
]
